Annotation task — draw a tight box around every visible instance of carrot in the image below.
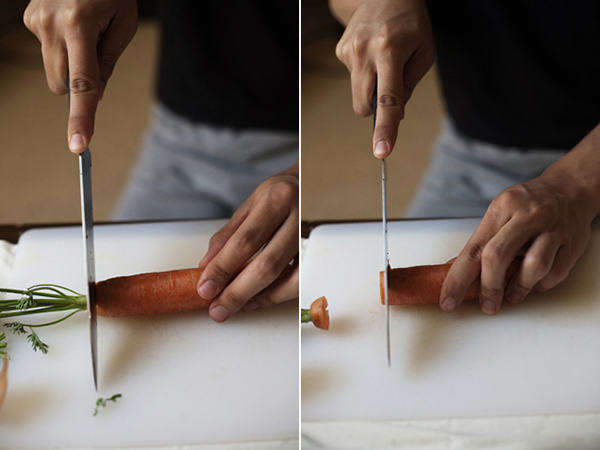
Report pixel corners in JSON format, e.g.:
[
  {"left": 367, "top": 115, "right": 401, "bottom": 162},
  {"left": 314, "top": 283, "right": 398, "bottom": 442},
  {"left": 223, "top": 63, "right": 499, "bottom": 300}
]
[
  {"left": 379, "top": 257, "right": 523, "bottom": 306},
  {"left": 301, "top": 296, "right": 330, "bottom": 330},
  {"left": 310, "top": 296, "right": 329, "bottom": 330},
  {"left": 96, "top": 268, "right": 209, "bottom": 317},
  {"left": 97, "top": 261, "right": 293, "bottom": 318},
  {"left": 0, "top": 356, "right": 7, "bottom": 412}
]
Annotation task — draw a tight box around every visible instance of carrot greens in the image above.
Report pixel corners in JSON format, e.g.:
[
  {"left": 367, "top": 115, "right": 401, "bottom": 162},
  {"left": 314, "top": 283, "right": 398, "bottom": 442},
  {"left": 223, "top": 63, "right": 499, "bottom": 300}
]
[
  {"left": 94, "top": 393, "right": 122, "bottom": 416},
  {"left": 0, "top": 284, "right": 87, "bottom": 355}
]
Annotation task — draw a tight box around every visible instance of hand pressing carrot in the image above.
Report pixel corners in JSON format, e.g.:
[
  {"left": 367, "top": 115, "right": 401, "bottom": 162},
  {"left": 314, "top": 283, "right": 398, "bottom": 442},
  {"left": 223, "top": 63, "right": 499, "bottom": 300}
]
[
  {"left": 301, "top": 296, "right": 329, "bottom": 330},
  {"left": 380, "top": 257, "right": 522, "bottom": 309}
]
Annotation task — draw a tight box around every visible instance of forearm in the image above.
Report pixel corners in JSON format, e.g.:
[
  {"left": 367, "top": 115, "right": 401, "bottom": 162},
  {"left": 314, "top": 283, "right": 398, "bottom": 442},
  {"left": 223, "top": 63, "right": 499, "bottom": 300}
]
[{"left": 543, "top": 122, "right": 600, "bottom": 222}]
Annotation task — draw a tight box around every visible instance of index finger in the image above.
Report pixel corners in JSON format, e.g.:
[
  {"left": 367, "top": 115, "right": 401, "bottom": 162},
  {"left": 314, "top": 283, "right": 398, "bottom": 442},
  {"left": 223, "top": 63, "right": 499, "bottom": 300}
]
[
  {"left": 66, "top": 32, "right": 101, "bottom": 153},
  {"left": 372, "top": 63, "right": 405, "bottom": 159},
  {"left": 439, "top": 218, "right": 503, "bottom": 312}
]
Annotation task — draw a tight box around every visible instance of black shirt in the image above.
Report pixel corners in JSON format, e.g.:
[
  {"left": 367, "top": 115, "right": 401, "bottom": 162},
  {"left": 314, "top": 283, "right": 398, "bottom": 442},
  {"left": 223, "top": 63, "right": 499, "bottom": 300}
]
[
  {"left": 156, "top": 0, "right": 298, "bottom": 132},
  {"left": 426, "top": 1, "right": 600, "bottom": 149}
]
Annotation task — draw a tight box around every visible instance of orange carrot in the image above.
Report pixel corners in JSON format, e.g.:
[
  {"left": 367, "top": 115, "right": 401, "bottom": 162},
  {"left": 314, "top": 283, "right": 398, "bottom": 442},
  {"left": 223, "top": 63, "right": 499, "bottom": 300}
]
[
  {"left": 309, "top": 296, "right": 329, "bottom": 330},
  {"left": 379, "top": 257, "right": 523, "bottom": 306},
  {"left": 97, "top": 268, "right": 209, "bottom": 317}
]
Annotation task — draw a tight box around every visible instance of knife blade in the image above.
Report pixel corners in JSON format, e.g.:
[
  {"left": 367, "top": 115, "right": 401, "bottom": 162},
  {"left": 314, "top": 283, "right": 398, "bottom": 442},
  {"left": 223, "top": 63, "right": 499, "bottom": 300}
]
[
  {"left": 79, "top": 147, "right": 98, "bottom": 390},
  {"left": 373, "top": 87, "right": 391, "bottom": 367}
]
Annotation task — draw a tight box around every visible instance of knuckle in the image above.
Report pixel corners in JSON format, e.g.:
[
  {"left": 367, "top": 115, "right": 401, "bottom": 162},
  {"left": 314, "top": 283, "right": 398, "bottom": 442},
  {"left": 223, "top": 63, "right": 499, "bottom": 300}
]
[
  {"left": 480, "top": 283, "right": 504, "bottom": 299},
  {"left": 273, "top": 179, "right": 298, "bottom": 206},
  {"left": 223, "top": 289, "right": 246, "bottom": 309},
  {"left": 70, "top": 77, "right": 97, "bottom": 94},
  {"left": 208, "top": 263, "right": 232, "bottom": 284},
  {"left": 464, "top": 242, "right": 485, "bottom": 264},
  {"left": 236, "top": 229, "right": 261, "bottom": 255},
  {"left": 378, "top": 92, "right": 402, "bottom": 109},
  {"left": 35, "top": 8, "right": 53, "bottom": 30},
  {"left": 61, "top": 6, "right": 86, "bottom": 30},
  {"left": 350, "top": 31, "right": 370, "bottom": 59},
  {"left": 522, "top": 255, "right": 551, "bottom": 280},
  {"left": 253, "top": 257, "right": 282, "bottom": 283},
  {"left": 492, "top": 188, "right": 520, "bottom": 210},
  {"left": 481, "top": 242, "right": 504, "bottom": 266}
]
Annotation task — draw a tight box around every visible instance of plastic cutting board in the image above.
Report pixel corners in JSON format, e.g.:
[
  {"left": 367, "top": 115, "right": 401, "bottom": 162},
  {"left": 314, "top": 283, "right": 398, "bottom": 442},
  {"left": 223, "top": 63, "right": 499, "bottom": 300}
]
[
  {"left": 0, "top": 220, "right": 299, "bottom": 449},
  {"left": 301, "top": 218, "right": 600, "bottom": 422}
]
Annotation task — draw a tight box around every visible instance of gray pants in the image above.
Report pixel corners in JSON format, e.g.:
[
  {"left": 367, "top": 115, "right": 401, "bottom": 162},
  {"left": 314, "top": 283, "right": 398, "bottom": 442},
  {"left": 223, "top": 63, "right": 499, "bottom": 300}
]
[
  {"left": 112, "top": 103, "right": 299, "bottom": 221},
  {"left": 405, "top": 121, "right": 567, "bottom": 218}
]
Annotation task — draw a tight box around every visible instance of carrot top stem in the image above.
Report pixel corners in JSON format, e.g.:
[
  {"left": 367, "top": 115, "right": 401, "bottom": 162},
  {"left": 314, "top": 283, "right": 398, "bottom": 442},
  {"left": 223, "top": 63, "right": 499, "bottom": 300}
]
[
  {"left": 300, "top": 308, "right": 312, "bottom": 323},
  {"left": 0, "top": 332, "right": 7, "bottom": 359}
]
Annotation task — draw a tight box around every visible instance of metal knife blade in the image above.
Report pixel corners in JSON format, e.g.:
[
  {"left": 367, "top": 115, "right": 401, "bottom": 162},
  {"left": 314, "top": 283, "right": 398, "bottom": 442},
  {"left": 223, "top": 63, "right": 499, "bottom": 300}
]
[
  {"left": 79, "top": 147, "right": 98, "bottom": 390},
  {"left": 373, "top": 87, "right": 391, "bottom": 367}
]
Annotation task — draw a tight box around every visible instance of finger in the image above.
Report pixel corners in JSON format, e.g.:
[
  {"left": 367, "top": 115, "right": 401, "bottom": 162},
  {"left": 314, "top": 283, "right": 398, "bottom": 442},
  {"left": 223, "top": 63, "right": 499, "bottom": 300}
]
[
  {"left": 440, "top": 217, "right": 504, "bottom": 312},
  {"left": 66, "top": 31, "right": 101, "bottom": 153},
  {"left": 40, "top": 39, "right": 69, "bottom": 95},
  {"left": 403, "top": 42, "right": 435, "bottom": 98},
  {"left": 532, "top": 244, "right": 574, "bottom": 294},
  {"left": 373, "top": 61, "right": 405, "bottom": 158},
  {"left": 207, "top": 213, "right": 298, "bottom": 322},
  {"left": 197, "top": 202, "right": 253, "bottom": 269},
  {"left": 242, "top": 259, "right": 299, "bottom": 312},
  {"left": 504, "top": 234, "right": 560, "bottom": 304},
  {"left": 96, "top": 15, "right": 138, "bottom": 99},
  {"left": 198, "top": 201, "right": 288, "bottom": 302},
  {"left": 478, "top": 219, "right": 541, "bottom": 315},
  {"left": 350, "top": 66, "right": 376, "bottom": 117}
]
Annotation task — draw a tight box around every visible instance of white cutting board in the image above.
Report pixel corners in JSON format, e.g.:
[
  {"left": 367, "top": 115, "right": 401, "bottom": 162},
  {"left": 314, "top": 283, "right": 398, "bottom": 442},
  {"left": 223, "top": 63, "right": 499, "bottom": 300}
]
[
  {"left": 0, "top": 220, "right": 298, "bottom": 449},
  {"left": 301, "top": 218, "right": 600, "bottom": 421}
]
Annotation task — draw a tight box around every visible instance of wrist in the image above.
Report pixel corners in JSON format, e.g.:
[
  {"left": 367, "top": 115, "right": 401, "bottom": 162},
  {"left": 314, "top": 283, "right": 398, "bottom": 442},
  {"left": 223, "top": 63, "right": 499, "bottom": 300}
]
[{"left": 544, "top": 123, "right": 600, "bottom": 221}]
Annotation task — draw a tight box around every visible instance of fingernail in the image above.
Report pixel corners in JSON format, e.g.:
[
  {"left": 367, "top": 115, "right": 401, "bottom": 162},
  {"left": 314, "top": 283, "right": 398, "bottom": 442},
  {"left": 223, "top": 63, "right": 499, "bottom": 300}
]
[
  {"left": 505, "top": 292, "right": 521, "bottom": 304},
  {"left": 441, "top": 297, "right": 457, "bottom": 312},
  {"left": 243, "top": 300, "right": 260, "bottom": 312},
  {"left": 69, "top": 134, "right": 85, "bottom": 152},
  {"left": 198, "top": 280, "right": 218, "bottom": 300},
  {"left": 209, "top": 305, "right": 230, "bottom": 323},
  {"left": 481, "top": 300, "right": 497, "bottom": 315},
  {"left": 374, "top": 140, "right": 389, "bottom": 158}
]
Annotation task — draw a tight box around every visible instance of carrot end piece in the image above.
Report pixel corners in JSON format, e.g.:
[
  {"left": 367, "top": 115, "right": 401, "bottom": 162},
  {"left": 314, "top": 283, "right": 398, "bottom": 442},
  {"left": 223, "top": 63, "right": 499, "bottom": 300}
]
[{"left": 310, "top": 296, "right": 329, "bottom": 330}]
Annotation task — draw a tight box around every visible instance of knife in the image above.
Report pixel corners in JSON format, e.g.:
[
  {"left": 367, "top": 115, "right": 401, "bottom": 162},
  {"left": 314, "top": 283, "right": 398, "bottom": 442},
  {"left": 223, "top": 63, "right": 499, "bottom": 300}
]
[
  {"left": 79, "top": 147, "right": 98, "bottom": 390},
  {"left": 68, "top": 81, "right": 98, "bottom": 390},
  {"left": 373, "top": 87, "right": 391, "bottom": 367}
]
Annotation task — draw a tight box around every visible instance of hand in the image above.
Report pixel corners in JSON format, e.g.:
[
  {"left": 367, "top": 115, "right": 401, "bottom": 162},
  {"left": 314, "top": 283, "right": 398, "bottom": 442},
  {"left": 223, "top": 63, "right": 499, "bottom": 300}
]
[
  {"left": 24, "top": 0, "right": 138, "bottom": 153},
  {"left": 332, "top": 0, "right": 434, "bottom": 158},
  {"left": 196, "top": 161, "right": 299, "bottom": 323},
  {"left": 439, "top": 126, "right": 600, "bottom": 314}
]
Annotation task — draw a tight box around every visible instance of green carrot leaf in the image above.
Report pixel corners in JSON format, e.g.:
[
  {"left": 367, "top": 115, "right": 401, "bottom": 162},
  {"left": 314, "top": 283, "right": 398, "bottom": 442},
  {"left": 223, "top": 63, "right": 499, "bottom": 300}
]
[
  {"left": 93, "top": 393, "right": 122, "bottom": 416},
  {"left": 5, "top": 322, "right": 26, "bottom": 335},
  {"left": 26, "top": 329, "right": 49, "bottom": 354}
]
